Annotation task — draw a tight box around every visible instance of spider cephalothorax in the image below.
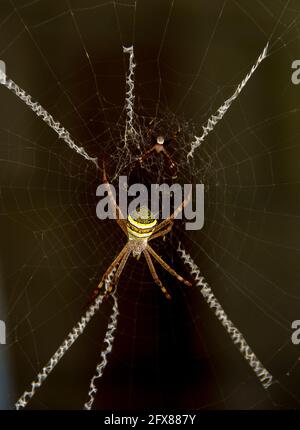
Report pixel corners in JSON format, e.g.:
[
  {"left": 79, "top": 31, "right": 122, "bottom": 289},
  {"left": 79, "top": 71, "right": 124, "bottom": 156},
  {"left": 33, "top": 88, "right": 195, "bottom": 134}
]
[{"left": 89, "top": 164, "right": 192, "bottom": 303}]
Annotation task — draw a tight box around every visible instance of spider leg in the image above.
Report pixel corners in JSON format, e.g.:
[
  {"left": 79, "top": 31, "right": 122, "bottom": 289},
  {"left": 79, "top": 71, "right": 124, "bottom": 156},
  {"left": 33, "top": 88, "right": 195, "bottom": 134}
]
[
  {"left": 143, "top": 249, "right": 171, "bottom": 300},
  {"left": 146, "top": 119, "right": 157, "bottom": 144},
  {"left": 102, "top": 160, "right": 127, "bottom": 236},
  {"left": 149, "top": 220, "right": 173, "bottom": 241},
  {"left": 161, "top": 148, "right": 177, "bottom": 178},
  {"left": 147, "top": 245, "right": 192, "bottom": 287},
  {"left": 173, "top": 126, "right": 181, "bottom": 139},
  {"left": 87, "top": 244, "right": 129, "bottom": 305},
  {"left": 152, "top": 183, "right": 192, "bottom": 233},
  {"left": 152, "top": 217, "right": 173, "bottom": 235},
  {"left": 103, "top": 249, "right": 131, "bottom": 299},
  {"left": 137, "top": 146, "right": 155, "bottom": 165},
  {"left": 135, "top": 120, "right": 160, "bottom": 166}
]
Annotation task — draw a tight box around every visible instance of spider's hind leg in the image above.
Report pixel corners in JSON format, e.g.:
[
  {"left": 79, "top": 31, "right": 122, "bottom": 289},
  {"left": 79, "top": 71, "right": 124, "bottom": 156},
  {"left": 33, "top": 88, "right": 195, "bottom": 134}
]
[
  {"left": 103, "top": 249, "right": 131, "bottom": 300},
  {"left": 86, "top": 244, "right": 129, "bottom": 307},
  {"left": 147, "top": 245, "right": 192, "bottom": 288},
  {"left": 143, "top": 249, "right": 172, "bottom": 300}
]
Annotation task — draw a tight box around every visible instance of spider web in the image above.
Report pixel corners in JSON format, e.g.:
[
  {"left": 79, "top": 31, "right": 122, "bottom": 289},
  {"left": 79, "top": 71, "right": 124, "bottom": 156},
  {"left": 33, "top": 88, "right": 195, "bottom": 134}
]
[{"left": 0, "top": 0, "right": 300, "bottom": 410}]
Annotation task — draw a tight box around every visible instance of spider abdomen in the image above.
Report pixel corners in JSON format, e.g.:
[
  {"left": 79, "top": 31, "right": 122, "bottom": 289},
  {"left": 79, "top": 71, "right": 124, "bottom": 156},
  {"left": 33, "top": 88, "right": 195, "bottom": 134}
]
[{"left": 127, "top": 207, "right": 157, "bottom": 240}]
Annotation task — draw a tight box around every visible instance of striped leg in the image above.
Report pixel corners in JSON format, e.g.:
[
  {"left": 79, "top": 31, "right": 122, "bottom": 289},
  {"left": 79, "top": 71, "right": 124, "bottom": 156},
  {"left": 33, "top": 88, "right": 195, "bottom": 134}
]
[
  {"left": 88, "top": 244, "right": 128, "bottom": 305},
  {"left": 143, "top": 249, "right": 171, "bottom": 300},
  {"left": 149, "top": 221, "right": 173, "bottom": 241},
  {"left": 147, "top": 245, "right": 192, "bottom": 287},
  {"left": 104, "top": 249, "right": 131, "bottom": 299}
]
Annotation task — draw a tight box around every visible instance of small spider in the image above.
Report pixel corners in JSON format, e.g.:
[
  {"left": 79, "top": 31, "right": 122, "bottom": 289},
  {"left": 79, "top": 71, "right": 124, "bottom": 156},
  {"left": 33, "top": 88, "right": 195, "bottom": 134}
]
[
  {"left": 137, "top": 122, "right": 180, "bottom": 178},
  {"left": 90, "top": 163, "right": 192, "bottom": 303}
]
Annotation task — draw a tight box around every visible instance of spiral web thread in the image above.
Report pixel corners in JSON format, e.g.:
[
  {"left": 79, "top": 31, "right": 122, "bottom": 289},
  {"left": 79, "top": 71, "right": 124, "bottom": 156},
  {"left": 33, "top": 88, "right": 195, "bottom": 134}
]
[
  {"left": 123, "top": 45, "right": 137, "bottom": 144},
  {"left": 84, "top": 292, "right": 119, "bottom": 410},
  {"left": 187, "top": 42, "right": 269, "bottom": 161},
  {"left": 177, "top": 242, "right": 274, "bottom": 389},
  {"left": 15, "top": 270, "right": 117, "bottom": 410},
  {"left": 0, "top": 73, "right": 99, "bottom": 168}
]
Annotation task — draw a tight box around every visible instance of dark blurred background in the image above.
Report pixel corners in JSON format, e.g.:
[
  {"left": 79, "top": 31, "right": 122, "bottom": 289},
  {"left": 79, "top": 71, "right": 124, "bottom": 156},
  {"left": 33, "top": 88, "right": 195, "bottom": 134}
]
[{"left": 0, "top": 0, "right": 300, "bottom": 410}]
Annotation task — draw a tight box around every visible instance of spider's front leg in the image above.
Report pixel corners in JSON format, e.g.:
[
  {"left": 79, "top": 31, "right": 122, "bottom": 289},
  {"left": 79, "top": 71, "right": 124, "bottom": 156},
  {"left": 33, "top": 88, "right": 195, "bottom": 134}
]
[
  {"left": 162, "top": 127, "right": 181, "bottom": 178},
  {"left": 134, "top": 120, "right": 157, "bottom": 166},
  {"left": 149, "top": 220, "right": 173, "bottom": 241},
  {"left": 161, "top": 148, "right": 178, "bottom": 179},
  {"left": 137, "top": 146, "right": 155, "bottom": 165},
  {"left": 151, "top": 181, "right": 192, "bottom": 235}
]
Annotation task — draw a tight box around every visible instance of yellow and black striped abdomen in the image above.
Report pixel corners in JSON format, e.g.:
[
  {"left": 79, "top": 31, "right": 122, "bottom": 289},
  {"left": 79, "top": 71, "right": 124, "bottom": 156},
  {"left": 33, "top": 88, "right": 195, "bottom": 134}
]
[{"left": 127, "top": 207, "right": 157, "bottom": 239}]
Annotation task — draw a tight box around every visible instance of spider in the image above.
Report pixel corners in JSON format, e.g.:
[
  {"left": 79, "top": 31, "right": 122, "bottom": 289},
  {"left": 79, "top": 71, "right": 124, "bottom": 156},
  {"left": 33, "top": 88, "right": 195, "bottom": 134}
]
[
  {"left": 90, "top": 163, "right": 192, "bottom": 303},
  {"left": 136, "top": 121, "right": 180, "bottom": 178}
]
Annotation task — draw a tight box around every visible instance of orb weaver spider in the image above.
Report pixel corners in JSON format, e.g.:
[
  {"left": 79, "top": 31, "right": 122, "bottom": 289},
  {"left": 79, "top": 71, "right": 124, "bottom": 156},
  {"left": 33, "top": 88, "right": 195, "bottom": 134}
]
[
  {"left": 136, "top": 121, "right": 181, "bottom": 178},
  {"left": 90, "top": 163, "right": 192, "bottom": 303}
]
